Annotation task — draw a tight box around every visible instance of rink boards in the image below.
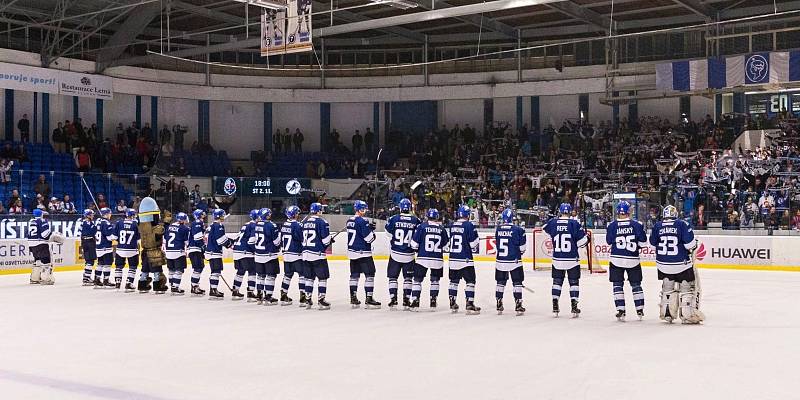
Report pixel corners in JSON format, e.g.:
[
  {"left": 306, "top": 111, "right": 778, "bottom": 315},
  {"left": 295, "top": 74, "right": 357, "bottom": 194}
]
[{"left": 1, "top": 230, "right": 798, "bottom": 274}]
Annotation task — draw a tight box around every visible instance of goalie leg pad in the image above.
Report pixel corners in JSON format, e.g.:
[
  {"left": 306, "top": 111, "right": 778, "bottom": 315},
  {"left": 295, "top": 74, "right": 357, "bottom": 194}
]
[
  {"left": 30, "top": 260, "right": 42, "bottom": 284},
  {"left": 679, "top": 280, "right": 704, "bottom": 324},
  {"left": 40, "top": 264, "right": 55, "bottom": 285},
  {"left": 659, "top": 278, "right": 678, "bottom": 322}
]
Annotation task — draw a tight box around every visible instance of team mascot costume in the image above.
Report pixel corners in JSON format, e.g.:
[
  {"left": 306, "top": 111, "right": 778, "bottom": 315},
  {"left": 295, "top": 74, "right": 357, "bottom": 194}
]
[{"left": 138, "top": 197, "right": 169, "bottom": 293}]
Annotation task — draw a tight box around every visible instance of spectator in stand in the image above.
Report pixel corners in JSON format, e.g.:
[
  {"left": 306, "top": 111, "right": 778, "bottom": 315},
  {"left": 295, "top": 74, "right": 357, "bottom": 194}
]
[
  {"left": 97, "top": 193, "right": 108, "bottom": 209},
  {"left": 190, "top": 184, "right": 201, "bottom": 208},
  {"left": 16, "top": 144, "right": 27, "bottom": 162},
  {"left": 75, "top": 147, "right": 92, "bottom": 172},
  {"left": 48, "top": 197, "right": 63, "bottom": 213},
  {"left": 34, "top": 175, "right": 51, "bottom": 199},
  {"left": 115, "top": 123, "right": 125, "bottom": 145},
  {"left": 62, "top": 194, "right": 76, "bottom": 214},
  {"left": 115, "top": 199, "right": 127, "bottom": 214},
  {"left": 693, "top": 204, "right": 708, "bottom": 229},
  {"left": 0, "top": 202, "right": 5, "bottom": 214},
  {"left": 282, "top": 128, "right": 291, "bottom": 155},
  {"left": 173, "top": 125, "right": 185, "bottom": 151},
  {"left": 273, "top": 129, "right": 282, "bottom": 153},
  {"left": 52, "top": 122, "right": 66, "bottom": 153},
  {"left": 317, "top": 160, "right": 326, "bottom": 178},
  {"left": 141, "top": 123, "right": 153, "bottom": 142},
  {"left": 7, "top": 188, "right": 20, "bottom": 210},
  {"left": 352, "top": 130, "right": 363, "bottom": 156},
  {"left": 33, "top": 194, "right": 47, "bottom": 211},
  {"left": 364, "top": 128, "right": 375, "bottom": 154},
  {"left": 8, "top": 198, "right": 24, "bottom": 214},
  {"left": 126, "top": 122, "right": 139, "bottom": 147},
  {"left": 0, "top": 159, "right": 13, "bottom": 185},
  {"left": 64, "top": 120, "right": 77, "bottom": 152},
  {"left": 293, "top": 128, "right": 304, "bottom": 153},
  {"left": 159, "top": 124, "right": 171, "bottom": 145},
  {"left": 17, "top": 114, "right": 30, "bottom": 143},
  {"left": 0, "top": 143, "right": 14, "bottom": 159}
]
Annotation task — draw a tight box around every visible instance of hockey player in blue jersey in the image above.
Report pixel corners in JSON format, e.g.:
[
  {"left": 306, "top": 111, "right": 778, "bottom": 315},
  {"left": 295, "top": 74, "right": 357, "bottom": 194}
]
[
  {"left": 650, "top": 205, "right": 703, "bottom": 324},
  {"left": 384, "top": 198, "right": 420, "bottom": 309},
  {"left": 347, "top": 200, "right": 381, "bottom": 309},
  {"left": 165, "top": 212, "right": 191, "bottom": 295},
  {"left": 254, "top": 207, "right": 282, "bottom": 305},
  {"left": 606, "top": 201, "right": 648, "bottom": 321},
  {"left": 28, "top": 209, "right": 63, "bottom": 285},
  {"left": 448, "top": 205, "right": 481, "bottom": 314},
  {"left": 113, "top": 208, "right": 140, "bottom": 290},
  {"left": 231, "top": 210, "right": 259, "bottom": 301},
  {"left": 206, "top": 209, "right": 233, "bottom": 299},
  {"left": 494, "top": 208, "right": 527, "bottom": 315},
  {"left": 543, "top": 203, "right": 588, "bottom": 317},
  {"left": 188, "top": 209, "right": 207, "bottom": 296},
  {"left": 80, "top": 209, "right": 98, "bottom": 286},
  {"left": 279, "top": 205, "right": 305, "bottom": 305},
  {"left": 409, "top": 208, "right": 449, "bottom": 311},
  {"left": 94, "top": 207, "right": 116, "bottom": 288},
  {"left": 301, "top": 203, "right": 333, "bottom": 310}
]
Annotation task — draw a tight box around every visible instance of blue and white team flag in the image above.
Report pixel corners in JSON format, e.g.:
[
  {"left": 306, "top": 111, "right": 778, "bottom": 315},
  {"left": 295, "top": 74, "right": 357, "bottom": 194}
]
[{"left": 656, "top": 51, "right": 800, "bottom": 91}]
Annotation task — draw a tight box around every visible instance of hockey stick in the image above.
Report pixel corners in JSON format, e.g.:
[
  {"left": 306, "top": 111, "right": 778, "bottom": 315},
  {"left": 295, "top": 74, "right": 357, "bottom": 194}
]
[
  {"left": 219, "top": 273, "right": 233, "bottom": 292},
  {"left": 80, "top": 174, "right": 101, "bottom": 211},
  {"left": 372, "top": 148, "right": 383, "bottom": 222}
]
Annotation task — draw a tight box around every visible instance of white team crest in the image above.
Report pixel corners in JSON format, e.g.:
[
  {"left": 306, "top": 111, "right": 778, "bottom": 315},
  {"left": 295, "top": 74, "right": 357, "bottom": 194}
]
[
  {"left": 745, "top": 55, "right": 768, "bottom": 82},
  {"left": 223, "top": 177, "right": 237, "bottom": 196},
  {"left": 286, "top": 179, "right": 302, "bottom": 195}
]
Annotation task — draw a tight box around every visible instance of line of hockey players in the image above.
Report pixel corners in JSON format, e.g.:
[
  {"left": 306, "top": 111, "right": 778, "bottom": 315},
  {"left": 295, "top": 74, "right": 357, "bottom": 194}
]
[{"left": 72, "top": 197, "right": 704, "bottom": 324}]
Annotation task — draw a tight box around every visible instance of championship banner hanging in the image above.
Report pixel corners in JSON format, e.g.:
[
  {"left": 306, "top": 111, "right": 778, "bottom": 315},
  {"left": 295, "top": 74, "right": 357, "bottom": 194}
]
[
  {"left": 261, "top": 8, "right": 286, "bottom": 56},
  {"left": 285, "top": 0, "right": 312, "bottom": 54}
]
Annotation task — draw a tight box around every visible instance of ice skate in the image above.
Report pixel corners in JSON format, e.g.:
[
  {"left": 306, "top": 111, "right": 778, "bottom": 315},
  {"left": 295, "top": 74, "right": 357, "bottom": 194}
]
[
  {"left": 103, "top": 278, "right": 115, "bottom": 289},
  {"left": 153, "top": 280, "right": 168, "bottom": 294},
  {"left": 616, "top": 310, "right": 626, "bottom": 322},
  {"left": 350, "top": 293, "right": 361, "bottom": 309},
  {"left": 318, "top": 296, "right": 331, "bottom": 310},
  {"left": 263, "top": 294, "right": 278, "bottom": 306},
  {"left": 496, "top": 299, "right": 504, "bottom": 315},
  {"left": 256, "top": 290, "right": 264, "bottom": 304},
  {"left": 364, "top": 296, "right": 381, "bottom": 309},
  {"left": 231, "top": 288, "right": 244, "bottom": 300},
  {"left": 137, "top": 279, "right": 150, "bottom": 294},
  {"left": 465, "top": 301, "right": 481, "bottom": 315},
  {"left": 93, "top": 277, "right": 103, "bottom": 289},
  {"left": 402, "top": 296, "right": 411, "bottom": 310},
  {"left": 279, "top": 290, "right": 292, "bottom": 306},
  {"left": 305, "top": 296, "right": 314, "bottom": 310},
  {"left": 636, "top": 309, "right": 644, "bottom": 320},
  {"left": 430, "top": 297, "right": 438, "bottom": 310},
  {"left": 449, "top": 296, "right": 459, "bottom": 313},
  {"left": 298, "top": 292, "right": 308, "bottom": 307},
  {"left": 515, "top": 299, "right": 526, "bottom": 316},
  {"left": 208, "top": 288, "right": 224, "bottom": 300},
  {"left": 191, "top": 285, "right": 206, "bottom": 297},
  {"left": 409, "top": 298, "right": 420, "bottom": 312},
  {"left": 246, "top": 290, "right": 258, "bottom": 303},
  {"left": 171, "top": 287, "right": 185, "bottom": 296},
  {"left": 388, "top": 295, "right": 398, "bottom": 310},
  {"left": 571, "top": 299, "right": 581, "bottom": 318},
  {"left": 124, "top": 283, "right": 136, "bottom": 293},
  {"left": 114, "top": 279, "right": 121, "bottom": 290},
  {"left": 82, "top": 277, "right": 93, "bottom": 286},
  {"left": 552, "top": 299, "right": 560, "bottom": 317}
]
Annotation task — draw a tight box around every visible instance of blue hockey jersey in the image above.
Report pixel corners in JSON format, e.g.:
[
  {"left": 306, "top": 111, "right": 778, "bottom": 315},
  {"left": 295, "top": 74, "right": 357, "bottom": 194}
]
[
  {"left": 410, "top": 222, "right": 449, "bottom": 269},
  {"left": 302, "top": 216, "right": 331, "bottom": 262},
  {"left": 187, "top": 220, "right": 205, "bottom": 254},
  {"left": 79, "top": 218, "right": 96, "bottom": 240},
  {"left": 27, "top": 218, "right": 52, "bottom": 246},
  {"left": 114, "top": 219, "right": 140, "bottom": 258},
  {"left": 606, "top": 218, "right": 648, "bottom": 268},
  {"left": 542, "top": 217, "right": 588, "bottom": 270},
  {"left": 649, "top": 219, "right": 696, "bottom": 274},
  {"left": 385, "top": 213, "right": 421, "bottom": 263},
  {"left": 253, "top": 220, "right": 281, "bottom": 263},
  {"left": 165, "top": 222, "right": 190, "bottom": 259},
  {"left": 232, "top": 221, "right": 256, "bottom": 260},
  {"left": 346, "top": 215, "right": 375, "bottom": 259},
  {"left": 280, "top": 220, "right": 304, "bottom": 262},
  {"left": 494, "top": 223, "right": 526, "bottom": 271},
  {"left": 95, "top": 218, "right": 115, "bottom": 257},
  {"left": 448, "top": 219, "right": 479, "bottom": 269},
  {"left": 205, "top": 221, "right": 229, "bottom": 260}
]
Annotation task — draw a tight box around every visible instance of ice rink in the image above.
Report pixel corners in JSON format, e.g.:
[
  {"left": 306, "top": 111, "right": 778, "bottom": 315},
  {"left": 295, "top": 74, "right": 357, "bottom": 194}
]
[{"left": 1, "top": 260, "right": 798, "bottom": 400}]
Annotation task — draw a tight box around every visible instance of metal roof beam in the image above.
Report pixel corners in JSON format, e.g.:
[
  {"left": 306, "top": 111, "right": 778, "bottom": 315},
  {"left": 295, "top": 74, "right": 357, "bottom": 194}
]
[
  {"left": 171, "top": 0, "right": 245, "bottom": 25},
  {"left": 672, "top": 0, "right": 715, "bottom": 19},
  {"left": 423, "top": 0, "right": 518, "bottom": 39},
  {"left": 546, "top": 1, "right": 609, "bottom": 31},
  {"left": 95, "top": 2, "right": 161, "bottom": 71}
]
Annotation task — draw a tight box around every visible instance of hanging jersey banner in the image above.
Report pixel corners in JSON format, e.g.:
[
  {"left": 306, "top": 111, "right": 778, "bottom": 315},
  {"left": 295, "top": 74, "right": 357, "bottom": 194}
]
[
  {"left": 261, "top": 9, "right": 286, "bottom": 56},
  {"left": 285, "top": 0, "right": 313, "bottom": 54}
]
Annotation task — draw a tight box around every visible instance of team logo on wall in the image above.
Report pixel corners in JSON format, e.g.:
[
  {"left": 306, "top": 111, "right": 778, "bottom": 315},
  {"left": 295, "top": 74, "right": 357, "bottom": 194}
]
[
  {"left": 745, "top": 55, "right": 769, "bottom": 83},
  {"left": 223, "top": 177, "right": 237, "bottom": 196},
  {"left": 285, "top": 179, "right": 302, "bottom": 195},
  {"left": 80, "top": 77, "right": 91, "bottom": 85}
]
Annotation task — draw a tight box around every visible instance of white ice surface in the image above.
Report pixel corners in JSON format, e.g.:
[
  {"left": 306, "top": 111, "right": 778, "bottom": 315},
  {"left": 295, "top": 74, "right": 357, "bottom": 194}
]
[{"left": 0, "top": 262, "right": 798, "bottom": 400}]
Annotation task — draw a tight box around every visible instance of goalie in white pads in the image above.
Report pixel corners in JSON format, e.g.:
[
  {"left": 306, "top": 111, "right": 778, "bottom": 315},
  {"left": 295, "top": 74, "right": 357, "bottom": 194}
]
[
  {"left": 649, "top": 205, "right": 704, "bottom": 324},
  {"left": 28, "top": 209, "right": 64, "bottom": 285}
]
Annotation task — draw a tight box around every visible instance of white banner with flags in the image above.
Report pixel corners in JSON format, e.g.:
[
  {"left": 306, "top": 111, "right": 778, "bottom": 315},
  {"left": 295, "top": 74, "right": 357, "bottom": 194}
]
[
  {"left": 0, "top": 61, "right": 113, "bottom": 100},
  {"left": 261, "top": 9, "right": 286, "bottom": 56},
  {"left": 285, "top": 0, "right": 312, "bottom": 54}
]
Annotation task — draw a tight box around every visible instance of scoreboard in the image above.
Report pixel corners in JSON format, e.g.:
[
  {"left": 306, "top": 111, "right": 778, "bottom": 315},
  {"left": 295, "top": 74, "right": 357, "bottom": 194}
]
[{"left": 214, "top": 177, "right": 310, "bottom": 197}]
